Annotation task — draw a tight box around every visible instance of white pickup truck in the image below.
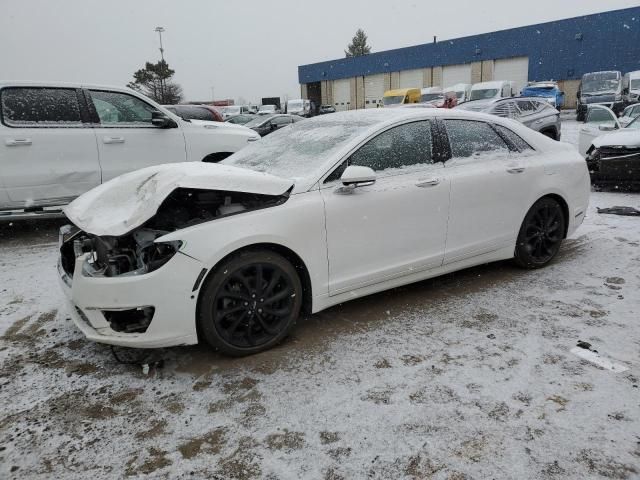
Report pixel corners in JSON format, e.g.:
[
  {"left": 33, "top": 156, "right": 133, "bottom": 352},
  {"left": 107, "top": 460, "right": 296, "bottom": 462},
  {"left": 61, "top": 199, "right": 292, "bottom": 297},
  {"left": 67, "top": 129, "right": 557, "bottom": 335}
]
[{"left": 0, "top": 82, "right": 260, "bottom": 220}]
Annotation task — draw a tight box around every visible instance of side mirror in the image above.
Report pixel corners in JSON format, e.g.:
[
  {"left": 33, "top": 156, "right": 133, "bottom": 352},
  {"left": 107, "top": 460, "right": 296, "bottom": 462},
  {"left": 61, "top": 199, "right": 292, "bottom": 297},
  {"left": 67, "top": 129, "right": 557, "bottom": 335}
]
[
  {"left": 340, "top": 165, "right": 376, "bottom": 187},
  {"left": 598, "top": 124, "right": 616, "bottom": 132},
  {"left": 152, "top": 111, "right": 176, "bottom": 128}
]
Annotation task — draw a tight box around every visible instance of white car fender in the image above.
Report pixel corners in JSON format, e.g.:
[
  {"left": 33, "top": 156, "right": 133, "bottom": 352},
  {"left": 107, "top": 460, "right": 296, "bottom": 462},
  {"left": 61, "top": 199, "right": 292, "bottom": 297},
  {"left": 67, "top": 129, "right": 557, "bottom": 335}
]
[
  {"left": 181, "top": 121, "right": 260, "bottom": 161},
  {"left": 157, "top": 190, "right": 330, "bottom": 306}
]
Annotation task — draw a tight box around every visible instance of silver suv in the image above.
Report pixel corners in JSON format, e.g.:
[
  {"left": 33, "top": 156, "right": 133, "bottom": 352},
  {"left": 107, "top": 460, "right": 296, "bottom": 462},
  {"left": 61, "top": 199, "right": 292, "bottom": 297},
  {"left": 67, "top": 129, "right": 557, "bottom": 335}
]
[{"left": 458, "top": 97, "right": 561, "bottom": 140}]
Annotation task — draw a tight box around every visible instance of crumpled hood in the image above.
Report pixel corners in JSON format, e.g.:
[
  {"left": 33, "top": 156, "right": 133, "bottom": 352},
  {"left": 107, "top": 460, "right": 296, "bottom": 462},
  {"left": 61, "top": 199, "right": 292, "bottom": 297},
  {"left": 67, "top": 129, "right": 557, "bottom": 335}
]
[
  {"left": 64, "top": 162, "right": 293, "bottom": 236},
  {"left": 593, "top": 130, "right": 640, "bottom": 149}
]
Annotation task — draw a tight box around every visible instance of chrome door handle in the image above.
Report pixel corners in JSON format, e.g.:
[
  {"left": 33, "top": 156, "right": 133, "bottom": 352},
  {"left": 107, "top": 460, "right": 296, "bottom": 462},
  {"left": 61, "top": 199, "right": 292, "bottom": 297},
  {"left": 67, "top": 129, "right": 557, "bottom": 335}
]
[
  {"left": 5, "top": 138, "right": 32, "bottom": 146},
  {"left": 103, "top": 136, "right": 125, "bottom": 144},
  {"left": 506, "top": 167, "right": 525, "bottom": 174},
  {"left": 416, "top": 178, "right": 441, "bottom": 187}
]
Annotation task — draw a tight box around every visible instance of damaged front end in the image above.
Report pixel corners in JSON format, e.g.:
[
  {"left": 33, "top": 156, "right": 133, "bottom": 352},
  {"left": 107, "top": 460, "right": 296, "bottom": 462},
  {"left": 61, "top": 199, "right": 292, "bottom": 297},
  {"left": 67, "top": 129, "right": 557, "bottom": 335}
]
[{"left": 60, "top": 187, "right": 289, "bottom": 279}]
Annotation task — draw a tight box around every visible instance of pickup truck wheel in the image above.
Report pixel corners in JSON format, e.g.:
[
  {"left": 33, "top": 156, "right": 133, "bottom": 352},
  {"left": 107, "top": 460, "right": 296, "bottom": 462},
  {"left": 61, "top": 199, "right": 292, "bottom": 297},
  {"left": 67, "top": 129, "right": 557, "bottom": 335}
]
[{"left": 198, "top": 250, "right": 302, "bottom": 356}]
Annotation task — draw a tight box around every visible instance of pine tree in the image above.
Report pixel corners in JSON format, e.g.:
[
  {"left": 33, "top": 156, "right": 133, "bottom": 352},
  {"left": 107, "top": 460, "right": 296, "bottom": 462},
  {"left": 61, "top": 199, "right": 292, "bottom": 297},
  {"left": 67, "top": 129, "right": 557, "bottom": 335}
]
[
  {"left": 127, "top": 60, "right": 183, "bottom": 104},
  {"left": 345, "top": 29, "right": 372, "bottom": 58}
]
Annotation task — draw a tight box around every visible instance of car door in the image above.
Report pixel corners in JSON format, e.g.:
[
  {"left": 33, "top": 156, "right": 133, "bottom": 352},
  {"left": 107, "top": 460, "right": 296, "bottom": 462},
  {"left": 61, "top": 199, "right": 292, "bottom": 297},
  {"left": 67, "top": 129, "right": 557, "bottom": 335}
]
[
  {"left": 578, "top": 105, "right": 621, "bottom": 156},
  {"left": 320, "top": 120, "right": 450, "bottom": 295},
  {"left": 85, "top": 89, "right": 187, "bottom": 182},
  {"left": 0, "top": 86, "right": 100, "bottom": 207},
  {"left": 441, "top": 119, "right": 539, "bottom": 265}
]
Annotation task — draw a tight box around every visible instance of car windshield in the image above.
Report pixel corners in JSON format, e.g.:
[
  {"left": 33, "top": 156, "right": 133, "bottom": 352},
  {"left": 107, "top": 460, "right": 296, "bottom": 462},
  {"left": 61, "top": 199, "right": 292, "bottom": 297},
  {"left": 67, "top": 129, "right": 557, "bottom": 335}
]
[
  {"left": 420, "top": 94, "right": 443, "bottom": 103},
  {"left": 226, "top": 115, "right": 253, "bottom": 125},
  {"left": 626, "top": 116, "right": 640, "bottom": 130},
  {"left": 244, "top": 116, "right": 272, "bottom": 127},
  {"left": 582, "top": 73, "right": 619, "bottom": 94},
  {"left": 470, "top": 88, "right": 499, "bottom": 101},
  {"left": 288, "top": 101, "right": 303, "bottom": 108},
  {"left": 223, "top": 117, "right": 377, "bottom": 181},
  {"left": 383, "top": 95, "right": 405, "bottom": 106},
  {"left": 631, "top": 79, "right": 640, "bottom": 90}
]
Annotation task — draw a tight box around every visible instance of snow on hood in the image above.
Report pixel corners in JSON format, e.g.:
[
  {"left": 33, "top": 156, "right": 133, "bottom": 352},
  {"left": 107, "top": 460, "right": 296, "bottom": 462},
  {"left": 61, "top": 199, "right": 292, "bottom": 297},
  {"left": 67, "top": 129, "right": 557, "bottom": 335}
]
[
  {"left": 64, "top": 162, "right": 293, "bottom": 236},
  {"left": 592, "top": 129, "right": 640, "bottom": 149}
]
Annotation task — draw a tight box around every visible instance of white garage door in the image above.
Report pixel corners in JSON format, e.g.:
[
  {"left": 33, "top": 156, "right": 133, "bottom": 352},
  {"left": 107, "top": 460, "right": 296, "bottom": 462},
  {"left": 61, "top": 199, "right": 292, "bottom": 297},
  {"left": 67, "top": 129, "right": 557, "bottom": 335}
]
[
  {"left": 494, "top": 57, "right": 529, "bottom": 95},
  {"left": 399, "top": 69, "right": 423, "bottom": 89},
  {"left": 442, "top": 64, "right": 472, "bottom": 89},
  {"left": 333, "top": 78, "right": 351, "bottom": 111},
  {"left": 364, "top": 74, "right": 385, "bottom": 109}
]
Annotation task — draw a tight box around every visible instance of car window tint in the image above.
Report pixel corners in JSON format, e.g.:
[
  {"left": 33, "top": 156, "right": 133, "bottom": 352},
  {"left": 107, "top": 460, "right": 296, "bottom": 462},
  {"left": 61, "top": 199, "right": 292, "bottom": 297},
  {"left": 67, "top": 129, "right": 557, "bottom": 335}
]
[
  {"left": 494, "top": 125, "right": 533, "bottom": 151},
  {"left": 586, "top": 108, "right": 616, "bottom": 125},
  {"left": 491, "top": 101, "right": 519, "bottom": 119},
  {"left": 516, "top": 100, "right": 537, "bottom": 114},
  {"left": 89, "top": 90, "right": 156, "bottom": 125},
  {"left": 444, "top": 119, "right": 509, "bottom": 159},
  {"left": 349, "top": 121, "right": 432, "bottom": 173},
  {"left": 1, "top": 87, "right": 82, "bottom": 126},
  {"left": 175, "top": 106, "right": 213, "bottom": 121},
  {"left": 273, "top": 117, "right": 291, "bottom": 125}
]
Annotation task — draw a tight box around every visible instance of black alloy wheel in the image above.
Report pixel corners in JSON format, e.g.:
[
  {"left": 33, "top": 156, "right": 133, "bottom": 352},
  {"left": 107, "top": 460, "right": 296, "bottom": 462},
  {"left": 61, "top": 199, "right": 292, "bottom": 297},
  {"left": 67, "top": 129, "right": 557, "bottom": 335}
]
[
  {"left": 198, "top": 250, "right": 302, "bottom": 356},
  {"left": 514, "top": 198, "right": 566, "bottom": 268}
]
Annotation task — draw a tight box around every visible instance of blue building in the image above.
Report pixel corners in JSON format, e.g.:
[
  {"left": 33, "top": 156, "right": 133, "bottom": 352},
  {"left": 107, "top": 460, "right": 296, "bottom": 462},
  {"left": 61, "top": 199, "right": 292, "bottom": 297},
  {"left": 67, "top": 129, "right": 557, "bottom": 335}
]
[{"left": 298, "top": 7, "right": 640, "bottom": 110}]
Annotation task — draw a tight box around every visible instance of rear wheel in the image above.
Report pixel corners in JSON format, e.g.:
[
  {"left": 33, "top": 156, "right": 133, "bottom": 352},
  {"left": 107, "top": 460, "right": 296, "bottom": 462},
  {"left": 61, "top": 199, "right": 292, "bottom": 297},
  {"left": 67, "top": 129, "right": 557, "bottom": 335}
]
[
  {"left": 514, "top": 198, "right": 566, "bottom": 269},
  {"left": 197, "top": 250, "right": 302, "bottom": 356}
]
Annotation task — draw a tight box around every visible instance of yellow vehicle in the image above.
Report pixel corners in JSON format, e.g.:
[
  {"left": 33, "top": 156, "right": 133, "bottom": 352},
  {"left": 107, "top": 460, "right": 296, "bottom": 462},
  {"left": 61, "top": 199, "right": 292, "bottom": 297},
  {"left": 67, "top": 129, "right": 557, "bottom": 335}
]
[{"left": 382, "top": 88, "right": 421, "bottom": 106}]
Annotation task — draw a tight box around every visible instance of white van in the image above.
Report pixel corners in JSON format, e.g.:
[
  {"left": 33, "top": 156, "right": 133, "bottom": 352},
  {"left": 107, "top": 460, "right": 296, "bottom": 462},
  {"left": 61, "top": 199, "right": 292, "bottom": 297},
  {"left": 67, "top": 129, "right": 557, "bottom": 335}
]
[
  {"left": 287, "top": 99, "right": 311, "bottom": 117},
  {"left": 445, "top": 83, "right": 472, "bottom": 104},
  {"left": 623, "top": 70, "right": 640, "bottom": 105},
  {"left": 0, "top": 82, "right": 260, "bottom": 219},
  {"left": 470, "top": 81, "right": 515, "bottom": 102}
]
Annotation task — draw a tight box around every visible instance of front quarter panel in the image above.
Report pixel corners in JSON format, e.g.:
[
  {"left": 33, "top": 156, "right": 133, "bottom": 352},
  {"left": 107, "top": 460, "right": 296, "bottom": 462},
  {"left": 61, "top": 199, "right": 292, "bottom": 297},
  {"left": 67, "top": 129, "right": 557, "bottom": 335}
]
[
  {"left": 182, "top": 123, "right": 257, "bottom": 161},
  {"left": 159, "top": 190, "right": 329, "bottom": 308}
]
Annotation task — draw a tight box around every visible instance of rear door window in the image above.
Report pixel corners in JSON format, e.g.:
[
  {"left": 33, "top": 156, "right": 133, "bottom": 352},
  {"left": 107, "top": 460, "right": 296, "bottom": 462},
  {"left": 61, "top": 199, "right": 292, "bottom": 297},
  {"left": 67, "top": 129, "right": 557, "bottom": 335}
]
[
  {"left": 444, "top": 119, "right": 510, "bottom": 159},
  {"left": 1, "top": 87, "right": 83, "bottom": 126},
  {"left": 494, "top": 125, "right": 534, "bottom": 152}
]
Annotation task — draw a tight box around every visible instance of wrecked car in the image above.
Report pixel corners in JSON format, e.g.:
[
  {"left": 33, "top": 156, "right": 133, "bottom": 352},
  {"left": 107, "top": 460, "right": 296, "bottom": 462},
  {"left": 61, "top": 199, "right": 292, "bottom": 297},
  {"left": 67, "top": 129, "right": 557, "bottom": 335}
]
[{"left": 59, "top": 108, "right": 590, "bottom": 356}]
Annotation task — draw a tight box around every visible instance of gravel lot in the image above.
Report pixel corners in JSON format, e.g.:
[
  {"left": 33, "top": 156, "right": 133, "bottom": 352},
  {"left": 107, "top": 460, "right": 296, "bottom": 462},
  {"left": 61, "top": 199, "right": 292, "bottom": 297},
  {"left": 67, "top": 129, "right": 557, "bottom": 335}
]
[{"left": 1, "top": 118, "right": 639, "bottom": 479}]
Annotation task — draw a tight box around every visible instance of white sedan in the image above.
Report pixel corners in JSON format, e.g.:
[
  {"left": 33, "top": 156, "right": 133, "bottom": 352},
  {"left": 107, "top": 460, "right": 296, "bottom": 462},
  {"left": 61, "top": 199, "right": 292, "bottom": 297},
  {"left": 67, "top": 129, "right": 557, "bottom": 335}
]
[{"left": 58, "top": 109, "right": 590, "bottom": 356}]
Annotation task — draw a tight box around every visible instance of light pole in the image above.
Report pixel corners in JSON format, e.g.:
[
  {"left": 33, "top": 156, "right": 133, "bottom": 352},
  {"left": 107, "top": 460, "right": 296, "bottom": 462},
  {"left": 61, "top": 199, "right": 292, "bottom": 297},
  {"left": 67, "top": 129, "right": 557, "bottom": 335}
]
[{"left": 155, "top": 26, "right": 166, "bottom": 102}]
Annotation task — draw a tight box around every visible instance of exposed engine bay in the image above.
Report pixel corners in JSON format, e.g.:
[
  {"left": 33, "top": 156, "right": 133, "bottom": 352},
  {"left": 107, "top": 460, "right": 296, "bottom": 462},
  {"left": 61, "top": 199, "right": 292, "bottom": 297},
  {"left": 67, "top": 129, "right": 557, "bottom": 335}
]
[{"left": 60, "top": 188, "right": 289, "bottom": 278}]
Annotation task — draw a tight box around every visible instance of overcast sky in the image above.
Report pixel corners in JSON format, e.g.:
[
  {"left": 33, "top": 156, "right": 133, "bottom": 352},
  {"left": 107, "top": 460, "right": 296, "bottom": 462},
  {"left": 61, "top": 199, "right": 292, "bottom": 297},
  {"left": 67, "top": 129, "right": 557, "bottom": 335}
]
[{"left": 1, "top": 0, "right": 637, "bottom": 104}]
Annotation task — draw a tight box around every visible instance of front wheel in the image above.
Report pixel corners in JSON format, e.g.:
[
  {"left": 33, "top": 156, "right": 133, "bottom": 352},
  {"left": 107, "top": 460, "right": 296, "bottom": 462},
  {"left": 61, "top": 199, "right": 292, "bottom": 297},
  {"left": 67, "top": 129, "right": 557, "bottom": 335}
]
[
  {"left": 197, "top": 250, "right": 302, "bottom": 356},
  {"left": 514, "top": 198, "right": 566, "bottom": 269}
]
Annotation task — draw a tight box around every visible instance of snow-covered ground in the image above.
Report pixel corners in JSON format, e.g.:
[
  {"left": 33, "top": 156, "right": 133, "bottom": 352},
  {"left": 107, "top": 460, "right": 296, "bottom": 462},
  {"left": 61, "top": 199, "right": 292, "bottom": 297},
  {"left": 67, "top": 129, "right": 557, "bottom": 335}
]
[{"left": 1, "top": 118, "right": 640, "bottom": 479}]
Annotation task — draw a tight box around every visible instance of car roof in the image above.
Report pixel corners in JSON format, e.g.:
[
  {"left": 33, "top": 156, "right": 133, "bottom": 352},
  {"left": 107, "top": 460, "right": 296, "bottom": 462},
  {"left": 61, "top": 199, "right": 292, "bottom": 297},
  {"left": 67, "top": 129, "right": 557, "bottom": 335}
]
[
  {"left": 472, "top": 81, "right": 507, "bottom": 89},
  {"left": 0, "top": 81, "right": 141, "bottom": 93}
]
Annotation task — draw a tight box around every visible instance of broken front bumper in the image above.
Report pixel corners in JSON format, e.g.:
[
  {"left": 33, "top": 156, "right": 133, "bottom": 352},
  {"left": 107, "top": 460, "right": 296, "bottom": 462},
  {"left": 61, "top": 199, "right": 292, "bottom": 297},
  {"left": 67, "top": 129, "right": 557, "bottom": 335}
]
[{"left": 58, "top": 252, "right": 204, "bottom": 348}]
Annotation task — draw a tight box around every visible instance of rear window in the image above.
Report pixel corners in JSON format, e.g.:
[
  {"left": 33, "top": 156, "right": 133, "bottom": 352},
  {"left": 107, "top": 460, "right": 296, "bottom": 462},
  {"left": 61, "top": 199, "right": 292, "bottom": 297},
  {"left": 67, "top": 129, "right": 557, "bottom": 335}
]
[
  {"left": 494, "top": 125, "right": 533, "bottom": 152},
  {"left": 1, "top": 87, "right": 82, "bottom": 126}
]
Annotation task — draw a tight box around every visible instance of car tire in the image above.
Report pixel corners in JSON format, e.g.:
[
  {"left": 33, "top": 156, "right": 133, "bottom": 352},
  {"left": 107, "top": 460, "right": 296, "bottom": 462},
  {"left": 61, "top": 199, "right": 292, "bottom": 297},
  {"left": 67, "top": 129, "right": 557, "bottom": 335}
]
[
  {"left": 514, "top": 197, "right": 566, "bottom": 269},
  {"left": 197, "top": 249, "right": 302, "bottom": 356}
]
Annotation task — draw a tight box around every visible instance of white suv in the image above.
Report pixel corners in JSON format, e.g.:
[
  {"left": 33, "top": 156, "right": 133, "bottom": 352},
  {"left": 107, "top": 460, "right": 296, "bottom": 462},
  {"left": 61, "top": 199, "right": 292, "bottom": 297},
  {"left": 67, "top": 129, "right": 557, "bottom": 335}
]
[{"left": 0, "top": 82, "right": 260, "bottom": 219}]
